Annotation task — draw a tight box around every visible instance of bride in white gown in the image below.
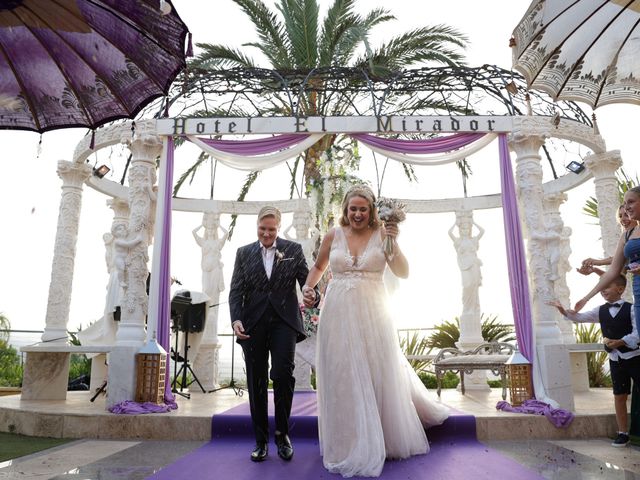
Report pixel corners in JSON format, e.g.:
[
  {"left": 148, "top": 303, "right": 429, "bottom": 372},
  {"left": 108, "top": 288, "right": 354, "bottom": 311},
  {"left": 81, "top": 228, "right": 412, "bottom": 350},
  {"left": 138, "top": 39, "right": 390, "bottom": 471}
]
[{"left": 302, "top": 185, "right": 449, "bottom": 478}]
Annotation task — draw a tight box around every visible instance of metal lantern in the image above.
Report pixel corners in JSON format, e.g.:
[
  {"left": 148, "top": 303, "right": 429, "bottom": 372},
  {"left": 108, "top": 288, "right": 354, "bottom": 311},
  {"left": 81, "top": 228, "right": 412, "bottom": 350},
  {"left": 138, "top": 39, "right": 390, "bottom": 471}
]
[
  {"left": 506, "top": 351, "right": 533, "bottom": 406},
  {"left": 135, "top": 338, "right": 167, "bottom": 404}
]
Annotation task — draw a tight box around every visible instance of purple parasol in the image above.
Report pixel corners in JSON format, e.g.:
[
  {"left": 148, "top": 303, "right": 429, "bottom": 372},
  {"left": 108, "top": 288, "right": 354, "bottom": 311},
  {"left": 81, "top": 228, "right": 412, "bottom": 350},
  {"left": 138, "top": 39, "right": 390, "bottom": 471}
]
[{"left": 0, "top": 0, "right": 189, "bottom": 133}]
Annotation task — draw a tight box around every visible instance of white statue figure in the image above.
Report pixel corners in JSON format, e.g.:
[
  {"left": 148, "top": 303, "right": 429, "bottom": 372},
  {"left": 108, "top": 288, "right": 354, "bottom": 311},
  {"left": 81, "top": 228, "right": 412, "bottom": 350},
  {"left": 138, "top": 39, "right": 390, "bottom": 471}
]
[
  {"left": 448, "top": 211, "right": 484, "bottom": 315},
  {"left": 284, "top": 208, "right": 319, "bottom": 266},
  {"left": 555, "top": 225, "right": 573, "bottom": 305},
  {"left": 103, "top": 230, "right": 122, "bottom": 320},
  {"left": 191, "top": 212, "right": 228, "bottom": 389},
  {"left": 112, "top": 222, "right": 146, "bottom": 290},
  {"left": 193, "top": 211, "right": 228, "bottom": 299}
]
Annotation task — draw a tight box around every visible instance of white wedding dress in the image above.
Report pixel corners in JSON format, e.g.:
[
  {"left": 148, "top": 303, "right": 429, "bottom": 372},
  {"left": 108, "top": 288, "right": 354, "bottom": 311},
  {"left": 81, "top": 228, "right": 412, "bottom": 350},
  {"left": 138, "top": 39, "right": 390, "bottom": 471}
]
[{"left": 316, "top": 227, "right": 449, "bottom": 478}]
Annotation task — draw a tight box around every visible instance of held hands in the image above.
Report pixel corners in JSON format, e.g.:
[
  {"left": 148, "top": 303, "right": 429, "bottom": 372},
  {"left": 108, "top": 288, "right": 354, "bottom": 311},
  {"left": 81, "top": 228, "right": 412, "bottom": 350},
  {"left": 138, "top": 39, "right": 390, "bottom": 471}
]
[
  {"left": 603, "top": 337, "right": 625, "bottom": 349},
  {"left": 302, "top": 285, "right": 316, "bottom": 307},
  {"left": 628, "top": 262, "right": 640, "bottom": 274},
  {"left": 576, "top": 263, "right": 595, "bottom": 276}
]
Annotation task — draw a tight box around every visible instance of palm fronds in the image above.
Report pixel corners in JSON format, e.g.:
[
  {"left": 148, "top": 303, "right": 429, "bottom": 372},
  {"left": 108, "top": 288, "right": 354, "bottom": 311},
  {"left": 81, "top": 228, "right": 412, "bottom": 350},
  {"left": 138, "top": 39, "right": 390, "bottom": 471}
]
[
  {"left": 227, "top": 171, "right": 261, "bottom": 239},
  {"left": 399, "top": 331, "right": 431, "bottom": 372},
  {"left": 583, "top": 168, "right": 639, "bottom": 218}
]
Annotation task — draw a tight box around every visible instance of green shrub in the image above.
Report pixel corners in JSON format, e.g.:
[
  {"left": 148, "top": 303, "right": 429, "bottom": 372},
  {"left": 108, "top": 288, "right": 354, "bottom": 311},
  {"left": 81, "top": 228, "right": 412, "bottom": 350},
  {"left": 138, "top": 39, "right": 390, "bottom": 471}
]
[
  {"left": 68, "top": 354, "right": 91, "bottom": 382},
  {"left": 418, "top": 371, "right": 459, "bottom": 389},
  {"left": 0, "top": 345, "right": 22, "bottom": 387}
]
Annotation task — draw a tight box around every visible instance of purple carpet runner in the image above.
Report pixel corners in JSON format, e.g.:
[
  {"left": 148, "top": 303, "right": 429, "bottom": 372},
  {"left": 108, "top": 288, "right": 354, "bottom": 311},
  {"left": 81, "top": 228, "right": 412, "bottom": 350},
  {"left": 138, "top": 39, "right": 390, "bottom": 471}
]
[{"left": 146, "top": 391, "right": 543, "bottom": 479}]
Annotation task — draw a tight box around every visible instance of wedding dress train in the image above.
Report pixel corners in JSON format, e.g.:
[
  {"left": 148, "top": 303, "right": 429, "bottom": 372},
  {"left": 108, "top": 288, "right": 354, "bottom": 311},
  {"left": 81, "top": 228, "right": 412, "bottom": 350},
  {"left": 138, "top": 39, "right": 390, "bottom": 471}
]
[{"left": 316, "top": 227, "right": 449, "bottom": 478}]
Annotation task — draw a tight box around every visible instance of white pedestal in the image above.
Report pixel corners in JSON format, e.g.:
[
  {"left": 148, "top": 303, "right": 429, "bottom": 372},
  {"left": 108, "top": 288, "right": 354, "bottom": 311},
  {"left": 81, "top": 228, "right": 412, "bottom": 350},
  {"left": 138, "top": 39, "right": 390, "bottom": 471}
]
[
  {"left": 106, "top": 344, "right": 142, "bottom": 408},
  {"left": 536, "top": 343, "right": 575, "bottom": 410}
]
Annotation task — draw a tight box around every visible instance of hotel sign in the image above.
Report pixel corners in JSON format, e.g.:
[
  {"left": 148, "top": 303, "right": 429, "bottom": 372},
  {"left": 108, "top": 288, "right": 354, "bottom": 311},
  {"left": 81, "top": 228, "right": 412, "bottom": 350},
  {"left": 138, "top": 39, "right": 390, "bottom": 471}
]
[{"left": 156, "top": 115, "right": 513, "bottom": 135}]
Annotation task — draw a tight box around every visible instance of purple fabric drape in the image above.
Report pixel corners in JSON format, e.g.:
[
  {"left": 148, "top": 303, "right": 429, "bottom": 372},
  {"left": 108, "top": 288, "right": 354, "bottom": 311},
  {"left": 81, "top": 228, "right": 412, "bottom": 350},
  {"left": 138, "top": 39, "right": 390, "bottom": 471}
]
[
  {"left": 108, "top": 137, "right": 177, "bottom": 415},
  {"left": 160, "top": 137, "right": 178, "bottom": 409},
  {"left": 351, "top": 132, "right": 486, "bottom": 153},
  {"left": 496, "top": 400, "right": 574, "bottom": 428},
  {"left": 498, "top": 134, "right": 534, "bottom": 363},
  {"left": 191, "top": 134, "right": 312, "bottom": 155}
]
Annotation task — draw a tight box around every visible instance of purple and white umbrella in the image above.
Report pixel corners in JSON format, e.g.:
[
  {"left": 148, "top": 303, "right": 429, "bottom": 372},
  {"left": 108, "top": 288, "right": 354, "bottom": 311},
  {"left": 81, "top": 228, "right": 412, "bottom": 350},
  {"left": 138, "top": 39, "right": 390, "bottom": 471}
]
[
  {"left": 511, "top": 0, "right": 640, "bottom": 109},
  {"left": 0, "top": 0, "right": 189, "bottom": 133}
]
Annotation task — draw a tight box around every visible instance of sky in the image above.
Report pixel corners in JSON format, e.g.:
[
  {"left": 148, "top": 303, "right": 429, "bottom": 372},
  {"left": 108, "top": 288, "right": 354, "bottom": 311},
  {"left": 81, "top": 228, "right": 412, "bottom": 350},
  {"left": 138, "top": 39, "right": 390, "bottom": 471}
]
[{"left": 2, "top": 0, "right": 640, "bottom": 341}]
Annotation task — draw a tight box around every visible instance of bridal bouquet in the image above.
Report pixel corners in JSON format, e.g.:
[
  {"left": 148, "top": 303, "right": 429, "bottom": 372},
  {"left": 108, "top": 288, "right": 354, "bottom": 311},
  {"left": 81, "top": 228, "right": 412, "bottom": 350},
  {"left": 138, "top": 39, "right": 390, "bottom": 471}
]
[
  {"left": 299, "top": 304, "right": 320, "bottom": 337},
  {"left": 377, "top": 197, "right": 406, "bottom": 259}
]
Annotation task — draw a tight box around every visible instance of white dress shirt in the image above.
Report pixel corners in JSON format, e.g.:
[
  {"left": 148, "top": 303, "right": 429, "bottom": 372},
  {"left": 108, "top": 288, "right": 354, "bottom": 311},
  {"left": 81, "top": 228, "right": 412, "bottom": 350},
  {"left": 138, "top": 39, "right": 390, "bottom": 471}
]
[
  {"left": 563, "top": 302, "right": 640, "bottom": 361},
  {"left": 261, "top": 240, "right": 277, "bottom": 279}
]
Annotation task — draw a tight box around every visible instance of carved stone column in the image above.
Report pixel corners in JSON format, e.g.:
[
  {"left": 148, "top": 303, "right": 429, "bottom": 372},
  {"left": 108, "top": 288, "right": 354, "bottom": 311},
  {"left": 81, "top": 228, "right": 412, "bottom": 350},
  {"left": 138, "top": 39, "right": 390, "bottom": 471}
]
[
  {"left": 107, "top": 130, "right": 161, "bottom": 407},
  {"left": 542, "top": 192, "right": 575, "bottom": 344},
  {"left": 42, "top": 161, "right": 92, "bottom": 343},
  {"left": 116, "top": 134, "right": 160, "bottom": 345},
  {"left": 510, "top": 133, "right": 564, "bottom": 345},
  {"left": 510, "top": 129, "right": 573, "bottom": 410},
  {"left": 583, "top": 151, "right": 623, "bottom": 259}
]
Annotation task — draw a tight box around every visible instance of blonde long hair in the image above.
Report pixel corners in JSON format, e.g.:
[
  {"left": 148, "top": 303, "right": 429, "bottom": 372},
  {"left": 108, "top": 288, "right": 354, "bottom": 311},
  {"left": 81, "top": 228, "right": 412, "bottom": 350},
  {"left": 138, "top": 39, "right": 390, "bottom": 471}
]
[{"left": 338, "top": 184, "right": 380, "bottom": 228}]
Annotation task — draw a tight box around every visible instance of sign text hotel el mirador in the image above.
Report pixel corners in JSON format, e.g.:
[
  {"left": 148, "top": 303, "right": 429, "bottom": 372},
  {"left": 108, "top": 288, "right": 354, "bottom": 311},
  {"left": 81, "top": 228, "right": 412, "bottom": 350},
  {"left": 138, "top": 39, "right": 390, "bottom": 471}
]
[{"left": 156, "top": 115, "right": 513, "bottom": 136}]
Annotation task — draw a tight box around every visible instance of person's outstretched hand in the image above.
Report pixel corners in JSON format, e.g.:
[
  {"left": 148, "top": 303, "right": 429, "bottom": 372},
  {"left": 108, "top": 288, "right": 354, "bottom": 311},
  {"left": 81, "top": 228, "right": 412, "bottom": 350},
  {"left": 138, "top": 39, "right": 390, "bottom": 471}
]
[
  {"left": 573, "top": 297, "right": 588, "bottom": 312},
  {"left": 547, "top": 300, "right": 570, "bottom": 316}
]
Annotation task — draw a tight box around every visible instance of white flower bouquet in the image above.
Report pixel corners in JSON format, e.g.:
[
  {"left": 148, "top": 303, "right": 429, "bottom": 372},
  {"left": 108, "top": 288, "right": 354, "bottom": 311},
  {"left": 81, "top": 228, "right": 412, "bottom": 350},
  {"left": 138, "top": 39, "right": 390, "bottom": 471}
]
[{"left": 377, "top": 197, "right": 406, "bottom": 259}]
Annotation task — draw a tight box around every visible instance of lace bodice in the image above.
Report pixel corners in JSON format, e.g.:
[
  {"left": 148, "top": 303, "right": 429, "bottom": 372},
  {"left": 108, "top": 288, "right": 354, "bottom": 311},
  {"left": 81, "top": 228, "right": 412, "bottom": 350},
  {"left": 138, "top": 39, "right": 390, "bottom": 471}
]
[{"left": 329, "top": 227, "right": 386, "bottom": 280}]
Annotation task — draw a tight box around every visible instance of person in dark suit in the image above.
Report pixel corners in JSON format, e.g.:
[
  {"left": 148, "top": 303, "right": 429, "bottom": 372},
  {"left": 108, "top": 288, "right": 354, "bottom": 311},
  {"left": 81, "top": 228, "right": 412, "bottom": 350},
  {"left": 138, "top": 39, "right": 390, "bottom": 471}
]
[{"left": 229, "top": 206, "right": 317, "bottom": 462}]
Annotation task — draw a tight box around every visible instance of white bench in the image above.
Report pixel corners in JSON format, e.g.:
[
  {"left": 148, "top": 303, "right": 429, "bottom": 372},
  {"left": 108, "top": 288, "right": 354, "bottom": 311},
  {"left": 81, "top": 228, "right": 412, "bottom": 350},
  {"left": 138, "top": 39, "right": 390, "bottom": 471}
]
[
  {"left": 21, "top": 343, "right": 111, "bottom": 400},
  {"left": 433, "top": 342, "right": 515, "bottom": 399}
]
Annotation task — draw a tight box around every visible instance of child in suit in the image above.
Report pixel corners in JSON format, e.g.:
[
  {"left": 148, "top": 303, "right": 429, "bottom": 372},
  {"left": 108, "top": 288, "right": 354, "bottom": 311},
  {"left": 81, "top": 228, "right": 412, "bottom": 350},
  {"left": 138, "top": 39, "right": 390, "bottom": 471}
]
[{"left": 550, "top": 273, "right": 640, "bottom": 447}]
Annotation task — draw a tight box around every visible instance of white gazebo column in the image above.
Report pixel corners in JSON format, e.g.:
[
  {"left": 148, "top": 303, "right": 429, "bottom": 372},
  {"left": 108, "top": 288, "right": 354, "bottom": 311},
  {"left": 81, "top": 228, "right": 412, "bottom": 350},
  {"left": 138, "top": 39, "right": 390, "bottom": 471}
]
[
  {"left": 449, "top": 209, "right": 488, "bottom": 391},
  {"left": 583, "top": 151, "right": 623, "bottom": 259},
  {"left": 107, "top": 132, "right": 161, "bottom": 407},
  {"left": 42, "top": 160, "right": 93, "bottom": 343},
  {"left": 542, "top": 192, "right": 575, "bottom": 344},
  {"left": 510, "top": 131, "right": 574, "bottom": 410},
  {"left": 192, "top": 211, "right": 228, "bottom": 391},
  {"left": 288, "top": 200, "right": 319, "bottom": 391}
]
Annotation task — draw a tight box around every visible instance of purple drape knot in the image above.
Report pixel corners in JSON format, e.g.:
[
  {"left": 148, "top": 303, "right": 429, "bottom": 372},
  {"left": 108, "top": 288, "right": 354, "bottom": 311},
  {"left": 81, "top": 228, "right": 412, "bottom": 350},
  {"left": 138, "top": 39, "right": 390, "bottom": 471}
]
[
  {"left": 108, "top": 400, "right": 177, "bottom": 415},
  {"left": 496, "top": 399, "right": 574, "bottom": 428}
]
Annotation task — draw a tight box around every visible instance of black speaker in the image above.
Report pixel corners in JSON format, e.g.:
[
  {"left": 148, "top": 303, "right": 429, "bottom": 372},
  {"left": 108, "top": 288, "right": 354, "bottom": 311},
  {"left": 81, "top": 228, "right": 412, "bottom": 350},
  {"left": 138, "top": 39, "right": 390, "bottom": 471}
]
[
  {"left": 182, "top": 302, "right": 206, "bottom": 333},
  {"left": 171, "top": 292, "right": 206, "bottom": 333}
]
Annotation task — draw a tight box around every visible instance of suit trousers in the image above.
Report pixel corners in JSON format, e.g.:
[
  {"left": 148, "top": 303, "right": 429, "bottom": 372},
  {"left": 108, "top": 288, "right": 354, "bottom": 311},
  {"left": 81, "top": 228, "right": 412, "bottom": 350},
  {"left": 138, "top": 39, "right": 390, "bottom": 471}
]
[{"left": 240, "top": 304, "right": 297, "bottom": 443}]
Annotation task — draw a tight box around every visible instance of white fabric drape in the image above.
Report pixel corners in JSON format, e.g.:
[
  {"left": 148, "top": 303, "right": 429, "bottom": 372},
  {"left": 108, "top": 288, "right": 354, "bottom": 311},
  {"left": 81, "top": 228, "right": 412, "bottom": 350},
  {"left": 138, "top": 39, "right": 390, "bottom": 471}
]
[
  {"left": 187, "top": 134, "right": 325, "bottom": 170},
  {"left": 358, "top": 133, "right": 498, "bottom": 165}
]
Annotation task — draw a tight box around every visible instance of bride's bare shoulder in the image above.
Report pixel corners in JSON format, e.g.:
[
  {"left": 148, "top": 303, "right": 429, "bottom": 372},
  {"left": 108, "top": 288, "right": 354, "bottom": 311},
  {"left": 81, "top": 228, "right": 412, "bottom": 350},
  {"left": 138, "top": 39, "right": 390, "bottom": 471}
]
[{"left": 324, "top": 227, "right": 338, "bottom": 241}]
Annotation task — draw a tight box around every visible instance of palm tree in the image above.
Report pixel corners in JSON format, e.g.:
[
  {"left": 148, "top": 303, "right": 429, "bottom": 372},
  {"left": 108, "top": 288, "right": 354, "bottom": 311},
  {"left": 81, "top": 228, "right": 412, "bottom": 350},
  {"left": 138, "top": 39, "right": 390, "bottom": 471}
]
[
  {"left": 426, "top": 315, "right": 515, "bottom": 351},
  {"left": 185, "top": 0, "right": 468, "bottom": 189},
  {"left": 583, "top": 168, "right": 638, "bottom": 219}
]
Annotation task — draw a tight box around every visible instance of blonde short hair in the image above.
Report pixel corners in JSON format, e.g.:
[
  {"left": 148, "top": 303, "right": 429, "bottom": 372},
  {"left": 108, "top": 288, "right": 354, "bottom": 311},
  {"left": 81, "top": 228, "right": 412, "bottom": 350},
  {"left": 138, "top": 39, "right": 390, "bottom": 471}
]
[
  {"left": 257, "top": 205, "right": 282, "bottom": 225},
  {"left": 339, "top": 184, "right": 380, "bottom": 228}
]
